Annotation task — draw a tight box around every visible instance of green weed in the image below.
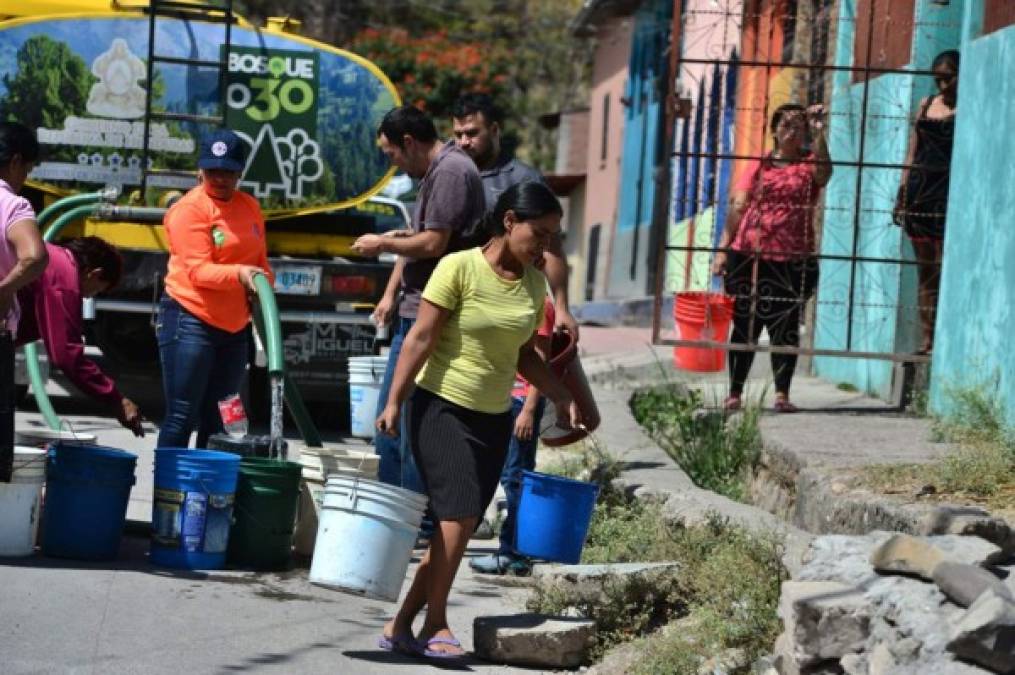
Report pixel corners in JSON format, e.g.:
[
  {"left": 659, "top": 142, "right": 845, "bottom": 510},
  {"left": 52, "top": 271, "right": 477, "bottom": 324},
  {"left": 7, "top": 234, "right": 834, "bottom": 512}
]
[
  {"left": 860, "top": 386, "right": 1015, "bottom": 513},
  {"left": 527, "top": 494, "right": 786, "bottom": 665},
  {"left": 630, "top": 386, "right": 762, "bottom": 500}
]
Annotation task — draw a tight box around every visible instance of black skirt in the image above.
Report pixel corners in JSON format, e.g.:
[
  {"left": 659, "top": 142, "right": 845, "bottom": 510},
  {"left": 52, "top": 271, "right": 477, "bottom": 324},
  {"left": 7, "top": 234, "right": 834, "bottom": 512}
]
[{"left": 406, "top": 386, "right": 512, "bottom": 521}]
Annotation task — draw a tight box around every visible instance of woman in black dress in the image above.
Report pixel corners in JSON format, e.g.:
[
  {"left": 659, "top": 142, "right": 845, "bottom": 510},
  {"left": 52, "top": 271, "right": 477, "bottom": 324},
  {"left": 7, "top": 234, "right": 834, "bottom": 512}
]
[{"left": 894, "top": 50, "right": 958, "bottom": 355}]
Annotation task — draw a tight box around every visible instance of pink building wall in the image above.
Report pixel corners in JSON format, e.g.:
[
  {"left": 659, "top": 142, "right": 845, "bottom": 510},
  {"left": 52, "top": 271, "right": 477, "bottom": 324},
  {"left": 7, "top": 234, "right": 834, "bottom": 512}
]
[{"left": 582, "top": 16, "right": 633, "bottom": 300}]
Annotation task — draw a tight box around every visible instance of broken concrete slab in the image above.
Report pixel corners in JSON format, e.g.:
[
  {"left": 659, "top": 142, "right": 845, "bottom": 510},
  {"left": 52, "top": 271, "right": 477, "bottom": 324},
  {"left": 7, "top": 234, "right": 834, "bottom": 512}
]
[
  {"left": 930, "top": 534, "right": 1007, "bottom": 568},
  {"left": 920, "top": 506, "right": 1015, "bottom": 558},
  {"left": 931, "top": 562, "right": 1013, "bottom": 608},
  {"left": 777, "top": 581, "right": 871, "bottom": 664},
  {"left": 871, "top": 533, "right": 1003, "bottom": 581},
  {"left": 947, "top": 589, "right": 1015, "bottom": 674},
  {"left": 473, "top": 613, "right": 596, "bottom": 669},
  {"left": 871, "top": 533, "right": 946, "bottom": 580}
]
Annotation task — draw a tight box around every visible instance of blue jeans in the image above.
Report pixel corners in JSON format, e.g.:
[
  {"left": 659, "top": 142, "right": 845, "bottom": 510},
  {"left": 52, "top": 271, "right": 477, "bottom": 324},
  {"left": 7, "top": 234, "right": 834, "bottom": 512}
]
[
  {"left": 373, "top": 317, "right": 425, "bottom": 494},
  {"left": 499, "top": 396, "right": 546, "bottom": 556},
  {"left": 156, "top": 296, "right": 250, "bottom": 449}
]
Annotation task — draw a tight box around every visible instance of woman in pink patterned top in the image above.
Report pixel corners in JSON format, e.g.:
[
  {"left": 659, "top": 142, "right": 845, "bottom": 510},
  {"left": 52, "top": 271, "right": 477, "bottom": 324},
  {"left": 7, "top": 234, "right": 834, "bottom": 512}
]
[{"left": 711, "top": 104, "right": 832, "bottom": 412}]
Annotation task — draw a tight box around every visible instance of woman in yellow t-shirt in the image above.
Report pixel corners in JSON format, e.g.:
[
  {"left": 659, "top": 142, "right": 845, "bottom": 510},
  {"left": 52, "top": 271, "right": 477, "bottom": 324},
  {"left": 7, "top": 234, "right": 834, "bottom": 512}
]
[{"left": 375, "top": 182, "right": 581, "bottom": 659}]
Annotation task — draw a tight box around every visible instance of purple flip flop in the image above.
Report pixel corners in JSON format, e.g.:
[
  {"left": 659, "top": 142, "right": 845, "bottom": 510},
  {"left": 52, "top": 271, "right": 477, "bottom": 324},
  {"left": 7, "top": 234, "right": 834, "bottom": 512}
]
[
  {"left": 378, "top": 633, "right": 419, "bottom": 655},
  {"left": 422, "top": 635, "right": 466, "bottom": 660}
]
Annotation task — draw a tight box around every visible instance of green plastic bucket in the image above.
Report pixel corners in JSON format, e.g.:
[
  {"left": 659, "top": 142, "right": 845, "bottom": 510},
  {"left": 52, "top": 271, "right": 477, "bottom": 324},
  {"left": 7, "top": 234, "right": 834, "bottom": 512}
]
[{"left": 227, "top": 457, "right": 302, "bottom": 570}]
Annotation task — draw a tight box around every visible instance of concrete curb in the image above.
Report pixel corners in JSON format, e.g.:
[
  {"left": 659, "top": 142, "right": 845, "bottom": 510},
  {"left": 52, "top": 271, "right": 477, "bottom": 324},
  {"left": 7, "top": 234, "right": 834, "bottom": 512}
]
[
  {"left": 590, "top": 373, "right": 815, "bottom": 576},
  {"left": 752, "top": 438, "right": 1015, "bottom": 557}
]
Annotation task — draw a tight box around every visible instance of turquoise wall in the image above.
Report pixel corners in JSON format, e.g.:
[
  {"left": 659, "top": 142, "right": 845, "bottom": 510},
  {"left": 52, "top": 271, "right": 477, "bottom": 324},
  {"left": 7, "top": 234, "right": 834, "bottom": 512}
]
[
  {"left": 813, "top": 0, "right": 964, "bottom": 399},
  {"left": 609, "top": 0, "right": 671, "bottom": 299},
  {"left": 930, "top": 3, "right": 1015, "bottom": 422}
]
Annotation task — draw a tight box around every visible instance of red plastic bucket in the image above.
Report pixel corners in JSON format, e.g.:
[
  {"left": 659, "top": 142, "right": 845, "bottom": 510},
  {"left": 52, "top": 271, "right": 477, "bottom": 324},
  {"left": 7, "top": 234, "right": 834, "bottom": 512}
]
[
  {"left": 539, "top": 329, "right": 601, "bottom": 447},
  {"left": 673, "top": 292, "right": 734, "bottom": 372}
]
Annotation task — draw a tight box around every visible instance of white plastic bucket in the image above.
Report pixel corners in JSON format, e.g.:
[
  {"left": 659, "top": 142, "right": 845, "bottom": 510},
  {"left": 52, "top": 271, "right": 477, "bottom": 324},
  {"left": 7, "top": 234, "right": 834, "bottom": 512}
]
[
  {"left": 298, "top": 446, "right": 379, "bottom": 482},
  {"left": 292, "top": 445, "right": 381, "bottom": 556},
  {"left": 326, "top": 474, "right": 428, "bottom": 509},
  {"left": 294, "top": 478, "right": 325, "bottom": 557},
  {"left": 0, "top": 447, "right": 48, "bottom": 557},
  {"left": 15, "top": 428, "right": 97, "bottom": 448},
  {"left": 347, "top": 356, "right": 388, "bottom": 440},
  {"left": 294, "top": 473, "right": 428, "bottom": 558},
  {"left": 309, "top": 476, "right": 427, "bottom": 602}
]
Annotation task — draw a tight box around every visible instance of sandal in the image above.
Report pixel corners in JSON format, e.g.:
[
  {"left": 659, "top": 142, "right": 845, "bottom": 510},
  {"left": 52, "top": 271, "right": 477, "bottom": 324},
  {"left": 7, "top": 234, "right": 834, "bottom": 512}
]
[
  {"left": 378, "top": 632, "right": 419, "bottom": 656},
  {"left": 723, "top": 395, "right": 742, "bottom": 412},
  {"left": 422, "top": 635, "right": 466, "bottom": 660},
  {"left": 773, "top": 397, "right": 799, "bottom": 413}
]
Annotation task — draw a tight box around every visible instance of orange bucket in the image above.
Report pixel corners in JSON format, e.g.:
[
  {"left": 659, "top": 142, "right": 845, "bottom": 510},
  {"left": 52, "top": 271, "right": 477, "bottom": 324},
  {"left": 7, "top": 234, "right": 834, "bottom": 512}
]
[{"left": 672, "top": 292, "right": 734, "bottom": 372}]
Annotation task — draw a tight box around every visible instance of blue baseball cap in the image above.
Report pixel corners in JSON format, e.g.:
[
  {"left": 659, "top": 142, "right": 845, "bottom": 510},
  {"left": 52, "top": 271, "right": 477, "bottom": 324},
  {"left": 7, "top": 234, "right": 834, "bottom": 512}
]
[{"left": 198, "top": 129, "right": 247, "bottom": 172}]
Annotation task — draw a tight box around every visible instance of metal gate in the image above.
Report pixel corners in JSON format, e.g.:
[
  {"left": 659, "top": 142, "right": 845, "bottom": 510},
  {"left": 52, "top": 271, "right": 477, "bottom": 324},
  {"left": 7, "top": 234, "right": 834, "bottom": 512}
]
[{"left": 651, "top": 0, "right": 964, "bottom": 376}]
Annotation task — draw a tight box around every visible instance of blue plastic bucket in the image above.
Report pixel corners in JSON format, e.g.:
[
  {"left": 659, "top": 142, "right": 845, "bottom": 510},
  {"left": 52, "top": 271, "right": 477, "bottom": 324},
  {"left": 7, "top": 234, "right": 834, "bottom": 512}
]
[
  {"left": 150, "top": 448, "right": 241, "bottom": 570},
  {"left": 515, "top": 471, "right": 599, "bottom": 564},
  {"left": 41, "top": 442, "right": 138, "bottom": 560}
]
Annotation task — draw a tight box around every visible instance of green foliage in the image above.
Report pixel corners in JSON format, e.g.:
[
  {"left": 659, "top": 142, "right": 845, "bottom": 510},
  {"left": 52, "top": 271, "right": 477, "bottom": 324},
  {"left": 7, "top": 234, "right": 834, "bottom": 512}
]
[
  {"left": 527, "top": 496, "right": 786, "bottom": 664},
  {"left": 237, "top": 0, "right": 592, "bottom": 170},
  {"left": 0, "top": 35, "right": 95, "bottom": 129},
  {"left": 528, "top": 563, "right": 686, "bottom": 658},
  {"left": 933, "top": 385, "right": 1015, "bottom": 451},
  {"left": 631, "top": 386, "right": 762, "bottom": 500},
  {"left": 349, "top": 28, "right": 511, "bottom": 122},
  {"left": 861, "top": 385, "right": 1015, "bottom": 510}
]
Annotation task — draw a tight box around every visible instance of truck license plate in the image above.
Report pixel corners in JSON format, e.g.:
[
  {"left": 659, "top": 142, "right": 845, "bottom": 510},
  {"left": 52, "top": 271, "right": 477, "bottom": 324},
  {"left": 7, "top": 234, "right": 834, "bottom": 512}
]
[{"left": 274, "top": 265, "right": 322, "bottom": 296}]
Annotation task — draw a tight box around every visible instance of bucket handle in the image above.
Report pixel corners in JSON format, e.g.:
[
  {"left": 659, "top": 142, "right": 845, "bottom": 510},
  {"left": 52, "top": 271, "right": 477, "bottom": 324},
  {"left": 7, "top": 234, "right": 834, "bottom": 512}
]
[{"left": 59, "top": 417, "right": 91, "bottom": 444}]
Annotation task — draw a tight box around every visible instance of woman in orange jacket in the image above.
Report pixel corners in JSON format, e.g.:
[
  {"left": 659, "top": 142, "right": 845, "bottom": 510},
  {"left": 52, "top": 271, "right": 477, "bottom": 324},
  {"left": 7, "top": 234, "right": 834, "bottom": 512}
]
[{"left": 156, "top": 129, "right": 273, "bottom": 448}]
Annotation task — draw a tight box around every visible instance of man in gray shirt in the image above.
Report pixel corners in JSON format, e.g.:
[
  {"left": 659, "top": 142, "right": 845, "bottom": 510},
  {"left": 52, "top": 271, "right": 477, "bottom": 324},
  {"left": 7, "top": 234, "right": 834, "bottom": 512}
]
[
  {"left": 451, "top": 94, "right": 578, "bottom": 336},
  {"left": 353, "top": 105, "right": 485, "bottom": 498}
]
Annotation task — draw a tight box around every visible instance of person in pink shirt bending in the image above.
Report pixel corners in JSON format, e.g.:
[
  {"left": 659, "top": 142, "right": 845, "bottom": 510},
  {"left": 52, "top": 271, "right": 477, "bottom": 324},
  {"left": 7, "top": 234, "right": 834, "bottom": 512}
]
[
  {"left": 711, "top": 104, "right": 831, "bottom": 413},
  {"left": 0, "top": 122, "right": 48, "bottom": 336},
  {"left": 16, "top": 237, "right": 145, "bottom": 436}
]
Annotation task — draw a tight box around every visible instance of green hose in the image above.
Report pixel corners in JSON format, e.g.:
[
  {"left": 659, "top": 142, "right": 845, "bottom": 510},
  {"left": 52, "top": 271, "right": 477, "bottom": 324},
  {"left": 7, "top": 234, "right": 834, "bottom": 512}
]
[
  {"left": 23, "top": 343, "right": 60, "bottom": 430},
  {"left": 26, "top": 202, "right": 103, "bottom": 430},
  {"left": 43, "top": 204, "right": 101, "bottom": 243},
  {"left": 252, "top": 274, "right": 284, "bottom": 375},
  {"left": 36, "top": 189, "right": 115, "bottom": 228},
  {"left": 251, "top": 274, "right": 324, "bottom": 447}
]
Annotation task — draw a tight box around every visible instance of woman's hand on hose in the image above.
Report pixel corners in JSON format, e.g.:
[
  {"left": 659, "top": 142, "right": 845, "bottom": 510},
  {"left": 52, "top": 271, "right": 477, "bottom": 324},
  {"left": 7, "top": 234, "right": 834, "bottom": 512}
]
[
  {"left": 237, "top": 265, "right": 264, "bottom": 293},
  {"left": 711, "top": 251, "right": 728, "bottom": 277},
  {"left": 376, "top": 402, "right": 401, "bottom": 437},
  {"left": 117, "top": 397, "right": 145, "bottom": 437}
]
